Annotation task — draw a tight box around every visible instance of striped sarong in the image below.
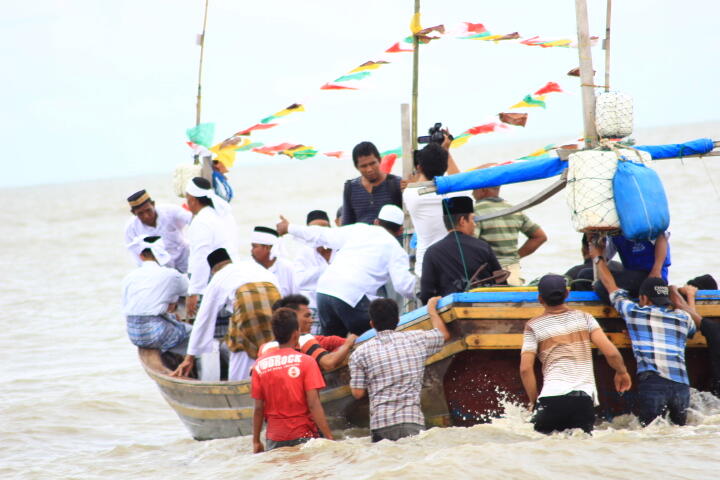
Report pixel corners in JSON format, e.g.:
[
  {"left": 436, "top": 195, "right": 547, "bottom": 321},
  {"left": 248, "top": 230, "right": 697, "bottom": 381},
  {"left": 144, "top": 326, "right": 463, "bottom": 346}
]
[
  {"left": 126, "top": 314, "right": 190, "bottom": 352},
  {"left": 226, "top": 282, "right": 281, "bottom": 358}
]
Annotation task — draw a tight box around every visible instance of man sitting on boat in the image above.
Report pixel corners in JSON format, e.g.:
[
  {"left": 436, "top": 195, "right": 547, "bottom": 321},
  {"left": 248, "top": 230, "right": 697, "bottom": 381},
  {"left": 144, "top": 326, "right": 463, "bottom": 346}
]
[
  {"left": 294, "top": 210, "right": 333, "bottom": 334},
  {"left": 251, "top": 226, "right": 299, "bottom": 298},
  {"left": 473, "top": 170, "right": 547, "bottom": 286},
  {"left": 591, "top": 243, "right": 696, "bottom": 426},
  {"left": 259, "top": 294, "right": 357, "bottom": 371},
  {"left": 172, "top": 248, "right": 280, "bottom": 381},
  {"left": 350, "top": 297, "right": 450, "bottom": 442},
  {"left": 341, "top": 141, "right": 402, "bottom": 226},
  {"left": 122, "top": 236, "right": 190, "bottom": 354},
  {"left": 252, "top": 307, "right": 334, "bottom": 453},
  {"left": 124, "top": 189, "right": 191, "bottom": 272},
  {"left": 520, "top": 274, "right": 631, "bottom": 434},
  {"left": 184, "top": 177, "right": 239, "bottom": 317},
  {"left": 420, "top": 196, "right": 505, "bottom": 304},
  {"left": 565, "top": 233, "right": 623, "bottom": 290},
  {"left": 276, "top": 204, "right": 416, "bottom": 337}
]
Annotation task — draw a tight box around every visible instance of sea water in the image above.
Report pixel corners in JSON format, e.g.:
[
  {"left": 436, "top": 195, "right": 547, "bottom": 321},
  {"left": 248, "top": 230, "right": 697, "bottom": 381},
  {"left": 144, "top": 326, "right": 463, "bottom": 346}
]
[{"left": 1, "top": 125, "right": 719, "bottom": 479}]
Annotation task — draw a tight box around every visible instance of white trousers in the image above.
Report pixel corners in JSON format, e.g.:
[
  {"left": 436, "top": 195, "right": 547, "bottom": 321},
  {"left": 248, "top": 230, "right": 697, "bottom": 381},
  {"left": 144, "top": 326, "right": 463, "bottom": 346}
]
[{"left": 229, "top": 351, "right": 255, "bottom": 381}]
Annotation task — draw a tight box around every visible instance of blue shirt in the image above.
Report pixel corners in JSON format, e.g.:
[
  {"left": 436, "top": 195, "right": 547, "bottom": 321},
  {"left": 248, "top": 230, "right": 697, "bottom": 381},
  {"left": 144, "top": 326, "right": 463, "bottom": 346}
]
[
  {"left": 610, "top": 289, "right": 695, "bottom": 385},
  {"left": 610, "top": 234, "right": 671, "bottom": 281}
]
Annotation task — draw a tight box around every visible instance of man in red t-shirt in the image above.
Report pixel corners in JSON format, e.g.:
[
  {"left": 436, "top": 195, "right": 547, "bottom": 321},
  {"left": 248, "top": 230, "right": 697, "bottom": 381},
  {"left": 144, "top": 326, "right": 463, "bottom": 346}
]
[
  {"left": 252, "top": 308, "right": 334, "bottom": 453},
  {"left": 261, "top": 295, "right": 356, "bottom": 371}
]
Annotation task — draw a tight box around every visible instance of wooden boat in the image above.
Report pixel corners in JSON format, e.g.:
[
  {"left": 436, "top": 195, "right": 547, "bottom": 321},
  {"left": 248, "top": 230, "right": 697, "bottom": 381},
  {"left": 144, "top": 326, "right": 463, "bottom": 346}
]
[{"left": 139, "top": 288, "right": 720, "bottom": 440}]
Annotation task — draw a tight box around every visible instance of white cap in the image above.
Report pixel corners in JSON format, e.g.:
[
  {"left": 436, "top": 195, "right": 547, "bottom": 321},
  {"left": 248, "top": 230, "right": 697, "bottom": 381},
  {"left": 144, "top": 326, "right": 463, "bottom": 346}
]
[{"left": 377, "top": 204, "right": 404, "bottom": 225}]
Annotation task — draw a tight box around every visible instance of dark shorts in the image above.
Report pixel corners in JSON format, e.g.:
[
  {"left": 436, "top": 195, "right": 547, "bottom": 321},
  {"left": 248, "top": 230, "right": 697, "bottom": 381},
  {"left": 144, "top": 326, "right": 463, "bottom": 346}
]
[
  {"left": 532, "top": 391, "right": 595, "bottom": 434},
  {"left": 635, "top": 371, "right": 690, "bottom": 426},
  {"left": 316, "top": 293, "right": 371, "bottom": 337},
  {"left": 266, "top": 436, "right": 313, "bottom": 451},
  {"left": 371, "top": 423, "right": 424, "bottom": 442}
]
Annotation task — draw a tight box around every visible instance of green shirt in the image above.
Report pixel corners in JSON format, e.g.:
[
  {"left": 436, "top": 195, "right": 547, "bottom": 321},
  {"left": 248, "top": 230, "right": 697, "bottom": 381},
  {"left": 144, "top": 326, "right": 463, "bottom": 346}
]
[{"left": 474, "top": 197, "right": 540, "bottom": 266}]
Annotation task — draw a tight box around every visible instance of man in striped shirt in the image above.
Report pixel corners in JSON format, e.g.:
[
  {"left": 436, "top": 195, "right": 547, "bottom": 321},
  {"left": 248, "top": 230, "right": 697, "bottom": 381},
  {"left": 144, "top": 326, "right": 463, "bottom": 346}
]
[
  {"left": 592, "top": 243, "right": 697, "bottom": 426},
  {"left": 473, "top": 182, "right": 547, "bottom": 286},
  {"left": 520, "top": 274, "right": 631, "bottom": 434}
]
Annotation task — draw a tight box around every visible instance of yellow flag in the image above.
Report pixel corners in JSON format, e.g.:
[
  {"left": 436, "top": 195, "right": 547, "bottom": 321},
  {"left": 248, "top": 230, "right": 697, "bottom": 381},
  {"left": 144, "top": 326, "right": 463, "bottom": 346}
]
[
  {"left": 450, "top": 135, "right": 472, "bottom": 148},
  {"left": 410, "top": 12, "right": 422, "bottom": 34},
  {"left": 210, "top": 143, "right": 239, "bottom": 169}
]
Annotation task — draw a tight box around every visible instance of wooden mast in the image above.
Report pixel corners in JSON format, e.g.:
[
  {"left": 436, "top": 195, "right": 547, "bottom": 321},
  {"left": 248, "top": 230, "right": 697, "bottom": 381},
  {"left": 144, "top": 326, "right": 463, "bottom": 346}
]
[
  {"left": 575, "top": 0, "right": 598, "bottom": 148},
  {"left": 411, "top": 0, "right": 420, "bottom": 150},
  {"left": 603, "top": 0, "right": 612, "bottom": 93},
  {"left": 195, "top": 0, "right": 213, "bottom": 180}
]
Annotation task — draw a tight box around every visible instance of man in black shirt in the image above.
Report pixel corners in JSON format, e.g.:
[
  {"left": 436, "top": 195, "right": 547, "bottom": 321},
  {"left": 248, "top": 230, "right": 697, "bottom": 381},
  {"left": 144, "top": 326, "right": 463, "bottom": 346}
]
[
  {"left": 420, "top": 196, "right": 505, "bottom": 304},
  {"left": 342, "top": 141, "right": 402, "bottom": 225}
]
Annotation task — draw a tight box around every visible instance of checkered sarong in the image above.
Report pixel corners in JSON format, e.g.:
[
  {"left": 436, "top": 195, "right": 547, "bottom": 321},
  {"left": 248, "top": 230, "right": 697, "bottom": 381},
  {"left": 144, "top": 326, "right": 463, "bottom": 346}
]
[{"left": 226, "top": 282, "right": 281, "bottom": 358}]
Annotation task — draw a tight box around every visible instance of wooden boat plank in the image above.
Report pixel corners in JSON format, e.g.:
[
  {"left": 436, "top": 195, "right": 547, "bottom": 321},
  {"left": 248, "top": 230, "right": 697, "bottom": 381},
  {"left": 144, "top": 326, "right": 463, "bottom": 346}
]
[{"left": 465, "top": 332, "right": 709, "bottom": 349}]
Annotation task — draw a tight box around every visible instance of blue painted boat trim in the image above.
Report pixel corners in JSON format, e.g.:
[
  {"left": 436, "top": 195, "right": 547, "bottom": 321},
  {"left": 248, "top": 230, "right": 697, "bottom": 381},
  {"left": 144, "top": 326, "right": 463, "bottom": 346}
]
[{"left": 355, "top": 290, "right": 720, "bottom": 343}]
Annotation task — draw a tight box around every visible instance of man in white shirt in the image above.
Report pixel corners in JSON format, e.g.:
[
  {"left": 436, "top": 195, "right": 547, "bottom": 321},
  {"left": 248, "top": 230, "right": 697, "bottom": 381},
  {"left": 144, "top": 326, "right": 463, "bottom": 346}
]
[
  {"left": 294, "top": 210, "right": 333, "bottom": 334},
  {"left": 172, "top": 248, "right": 281, "bottom": 381},
  {"left": 124, "top": 190, "right": 191, "bottom": 272},
  {"left": 277, "top": 204, "right": 416, "bottom": 337},
  {"left": 121, "top": 236, "right": 190, "bottom": 353},
  {"left": 251, "top": 226, "right": 298, "bottom": 298},
  {"left": 185, "top": 177, "right": 239, "bottom": 317}
]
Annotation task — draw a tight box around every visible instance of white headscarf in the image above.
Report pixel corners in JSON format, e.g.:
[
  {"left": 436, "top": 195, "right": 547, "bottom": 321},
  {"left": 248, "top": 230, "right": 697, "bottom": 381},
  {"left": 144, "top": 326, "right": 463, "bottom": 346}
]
[
  {"left": 128, "top": 236, "right": 171, "bottom": 266},
  {"left": 250, "top": 228, "right": 280, "bottom": 260},
  {"left": 185, "top": 177, "right": 233, "bottom": 218}
]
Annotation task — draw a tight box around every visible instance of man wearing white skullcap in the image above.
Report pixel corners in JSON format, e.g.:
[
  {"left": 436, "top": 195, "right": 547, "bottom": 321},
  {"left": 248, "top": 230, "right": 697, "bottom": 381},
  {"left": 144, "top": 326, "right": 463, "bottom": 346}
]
[
  {"left": 251, "top": 226, "right": 299, "bottom": 298},
  {"left": 185, "top": 177, "right": 239, "bottom": 317},
  {"left": 121, "top": 236, "right": 190, "bottom": 353},
  {"left": 276, "top": 204, "right": 416, "bottom": 336}
]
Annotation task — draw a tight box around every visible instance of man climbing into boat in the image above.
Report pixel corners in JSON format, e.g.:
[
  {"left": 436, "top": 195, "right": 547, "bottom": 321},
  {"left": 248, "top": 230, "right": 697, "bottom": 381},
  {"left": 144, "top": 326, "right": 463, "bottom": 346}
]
[
  {"left": 419, "top": 196, "right": 505, "bottom": 304},
  {"left": 591, "top": 241, "right": 696, "bottom": 426},
  {"left": 520, "top": 274, "right": 631, "bottom": 434},
  {"left": 172, "top": 247, "right": 280, "bottom": 381},
  {"left": 341, "top": 141, "right": 402, "bottom": 226},
  {"left": 472, "top": 169, "right": 547, "bottom": 286},
  {"left": 250, "top": 226, "right": 299, "bottom": 298},
  {"left": 184, "top": 177, "right": 239, "bottom": 317},
  {"left": 276, "top": 204, "right": 416, "bottom": 337},
  {"left": 252, "top": 307, "right": 334, "bottom": 452},
  {"left": 259, "top": 294, "right": 357, "bottom": 371},
  {"left": 565, "top": 233, "right": 623, "bottom": 290},
  {"left": 124, "top": 189, "right": 191, "bottom": 272},
  {"left": 349, "top": 297, "right": 450, "bottom": 442},
  {"left": 121, "top": 236, "right": 190, "bottom": 354}
]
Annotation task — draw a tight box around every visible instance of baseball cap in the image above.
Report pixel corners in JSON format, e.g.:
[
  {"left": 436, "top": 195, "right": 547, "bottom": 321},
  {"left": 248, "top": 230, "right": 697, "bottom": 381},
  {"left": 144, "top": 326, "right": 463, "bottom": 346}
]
[
  {"left": 639, "top": 277, "right": 671, "bottom": 307},
  {"left": 538, "top": 274, "right": 568, "bottom": 303}
]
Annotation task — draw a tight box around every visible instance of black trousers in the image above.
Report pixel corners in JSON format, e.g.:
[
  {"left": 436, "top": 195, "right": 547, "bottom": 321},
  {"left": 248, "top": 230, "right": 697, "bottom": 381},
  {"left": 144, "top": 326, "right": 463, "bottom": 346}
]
[
  {"left": 702, "top": 318, "right": 720, "bottom": 397},
  {"left": 532, "top": 391, "right": 595, "bottom": 434}
]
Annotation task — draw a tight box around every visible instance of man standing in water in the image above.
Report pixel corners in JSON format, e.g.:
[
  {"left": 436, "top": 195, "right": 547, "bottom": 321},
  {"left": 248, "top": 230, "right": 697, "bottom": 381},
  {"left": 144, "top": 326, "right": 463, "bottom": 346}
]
[
  {"left": 591, "top": 242, "right": 697, "bottom": 426},
  {"left": 252, "top": 308, "right": 334, "bottom": 452},
  {"left": 349, "top": 297, "right": 450, "bottom": 442},
  {"left": 520, "top": 274, "right": 632, "bottom": 434},
  {"left": 124, "top": 189, "right": 191, "bottom": 272}
]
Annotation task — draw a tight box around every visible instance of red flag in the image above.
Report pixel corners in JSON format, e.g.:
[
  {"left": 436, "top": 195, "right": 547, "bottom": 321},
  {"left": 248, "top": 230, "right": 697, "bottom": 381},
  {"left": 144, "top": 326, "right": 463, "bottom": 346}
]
[
  {"left": 520, "top": 36, "right": 541, "bottom": 46},
  {"left": 465, "top": 22, "right": 487, "bottom": 33},
  {"left": 321, "top": 83, "right": 358, "bottom": 90},
  {"left": 235, "top": 123, "right": 278, "bottom": 136},
  {"left": 379, "top": 153, "right": 397, "bottom": 174},
  {"left": 467, "top": 123, "right": 499, "bottom": 135},
  {"left": 251, "top": 147, "right": 277, "bottom": 156},
  {"left": 498, "top": 113, "right": 528, "bottom": 127},
  {"left": 534, "top": 82, "right": 563, "bottom": 96},
  {"left": 324, "top": 151, "right": 344, "bottom": 158},
  {"left": 385, "top": 42, "right": 413, "bottom": 53}
]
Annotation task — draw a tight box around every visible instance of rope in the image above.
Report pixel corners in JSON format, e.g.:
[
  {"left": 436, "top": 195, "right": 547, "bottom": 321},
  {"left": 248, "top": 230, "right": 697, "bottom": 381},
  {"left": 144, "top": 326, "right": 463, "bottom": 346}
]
[{"left": 442, "top": 201, "right": 471, "bottom": 291}]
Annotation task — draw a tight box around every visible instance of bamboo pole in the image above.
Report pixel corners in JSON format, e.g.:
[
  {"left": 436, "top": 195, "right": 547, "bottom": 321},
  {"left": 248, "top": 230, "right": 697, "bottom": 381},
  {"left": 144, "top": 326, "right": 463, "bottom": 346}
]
[
  {"left": 603, "top": 0, "right": 612, "bottom": 92},
  {"left": 575, "top": 0, "right": 598, "bottom": 148},
  {"left": 401, "top": 103, "right": 417, "bottom": 311},
  {"left": 411, "top": 0, "right": 420, "bottom": 150},
  {"left": 195, "top": 0, "right": 210, "bottom": 126}
]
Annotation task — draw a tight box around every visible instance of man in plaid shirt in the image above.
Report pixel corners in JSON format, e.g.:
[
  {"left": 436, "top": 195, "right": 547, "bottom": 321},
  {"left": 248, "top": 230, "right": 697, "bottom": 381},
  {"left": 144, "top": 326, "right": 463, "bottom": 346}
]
[
  {"left": 591, "top": 241, "right": 696, "bottom": 425},
  {"left": 349, "top": 296, "right": 450, "bottom": 442}
]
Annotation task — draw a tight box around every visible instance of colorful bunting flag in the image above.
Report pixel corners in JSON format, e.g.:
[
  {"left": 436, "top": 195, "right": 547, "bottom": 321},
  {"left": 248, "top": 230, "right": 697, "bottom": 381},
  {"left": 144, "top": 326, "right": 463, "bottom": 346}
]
[
  {"left": 511, "top": 94, "right": 547, "bottom": 109},
  {"left": 320, "top": 83, "right": 358, "bottom": 90},
  {"left": 410, "top": 12, "right": 423, "bottom": 34},
  {"left": 534, "top": 82, "right": 563, "bottom": 96},
  {"left": 324, "top": 151, "right": 344, "bottom": 158},
  {"left": 210, "top": 142, "right": 240, "bottom": 169},
  {"left": 386, "top": 42, "right": 413, "bottom": 53},
  {"left": 235, "top": 142, "right": 264, "bottom": 152},
  {"left": 350, "top": 61, "right": 390, "bottom": 73},
  {"left": 186, "top": 122, "right": 215, "bottom": 148},
  {"left": 235, "top": 123, "right": 278, "bottom": 136},
  {"left": 334, "top": 72, "right": 372, "bottom": 82},
  {"left": 499, "top": 112, "right": 528, "bottom": 127},
  {"left": 380, "top": 153, "right": 397, "bottom": 173},
  {"left": 260, "top": 103, "right": 304, "bottom": 124}
]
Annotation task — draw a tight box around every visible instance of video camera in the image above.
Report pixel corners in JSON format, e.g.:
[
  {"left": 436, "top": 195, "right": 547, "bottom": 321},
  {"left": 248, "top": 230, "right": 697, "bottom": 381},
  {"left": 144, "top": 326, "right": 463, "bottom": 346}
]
[{"left": 417, "top": 122, "right": 453, "bottom": 145}]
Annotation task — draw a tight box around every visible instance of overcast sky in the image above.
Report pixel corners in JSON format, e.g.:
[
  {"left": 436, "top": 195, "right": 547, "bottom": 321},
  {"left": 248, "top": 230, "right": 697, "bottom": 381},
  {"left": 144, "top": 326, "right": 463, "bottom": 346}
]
[{"left": 2, "top": 0, "right": 718, "bottom": 187}]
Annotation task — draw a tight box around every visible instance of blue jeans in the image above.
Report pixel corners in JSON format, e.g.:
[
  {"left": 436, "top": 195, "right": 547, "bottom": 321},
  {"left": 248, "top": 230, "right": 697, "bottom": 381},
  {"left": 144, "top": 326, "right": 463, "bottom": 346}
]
[
  {"left": 316, "top": 293, "right": 371, "bottom": 336},
  {"left": 635, "top": 372, "right": 690, "bottom": 426}
]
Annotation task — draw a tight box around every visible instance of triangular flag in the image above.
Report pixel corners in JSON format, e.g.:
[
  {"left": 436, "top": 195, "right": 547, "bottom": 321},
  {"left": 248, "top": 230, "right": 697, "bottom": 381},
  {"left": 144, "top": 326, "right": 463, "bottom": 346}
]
[
  {"left": 186, "top": 122, "right": 215, "bottom": 148},
  {"left": 534, "top": 82, "right": 563, "bottom": 96},
  {"left": 386, "top": 42, "right": 413, "bottom": 53},
  {"left": 321, "top": 83, "right": 358, "bottom": 90},
  {"left": 499, "top": 112, "right": 528, "bottom": 127}
]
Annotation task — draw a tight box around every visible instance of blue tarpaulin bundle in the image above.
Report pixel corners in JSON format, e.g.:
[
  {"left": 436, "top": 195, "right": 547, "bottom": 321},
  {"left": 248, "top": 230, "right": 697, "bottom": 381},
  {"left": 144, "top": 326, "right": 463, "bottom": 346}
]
[{"left": 433, "top": 138, "right": 715, "bottom": 195}]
